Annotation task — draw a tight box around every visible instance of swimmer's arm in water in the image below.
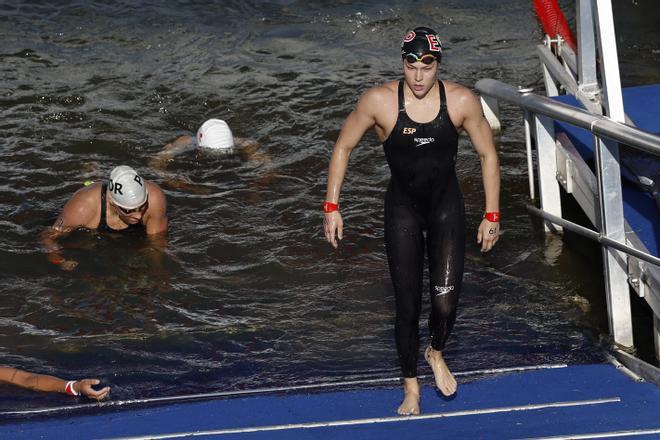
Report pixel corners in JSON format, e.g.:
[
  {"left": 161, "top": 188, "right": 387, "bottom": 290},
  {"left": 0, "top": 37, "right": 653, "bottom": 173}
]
[
  {"left": 143, "top": 181, "right": 169, "bottom": 237},
  {"left": 235, "top": 137, "right": 276, "bottom": 185},
  {"left": 324, "top": 88, "right": 380, "bottom": 248},
  {"left": 459, "top": 87, "right": 500, "bottom": 252},
  {"left": 235, "top": 137, "right": 263, "bottom": 161},
  {"left": 0, "top": 366, "right": 111, "bottom": 400},
  {"left": 149, "top": 135, "right": 197, "bottom": 170},
  {"left": 141, "top": 182, "right": 168, "bottom": 269},
  {"left": 40, "top": 184, "right": 101, "bottom": 270}
]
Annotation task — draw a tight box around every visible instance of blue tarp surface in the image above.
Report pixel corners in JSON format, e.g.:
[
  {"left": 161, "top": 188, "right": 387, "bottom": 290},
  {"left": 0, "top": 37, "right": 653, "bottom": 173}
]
[{"left": 2, "top": 364, "right": 659, "bottom": 439}]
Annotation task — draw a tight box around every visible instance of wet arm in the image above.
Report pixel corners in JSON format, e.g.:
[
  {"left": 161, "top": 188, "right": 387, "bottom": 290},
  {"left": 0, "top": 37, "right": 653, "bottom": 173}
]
[
  {"left": 40, "top": 218, "right": 74, "bottom": 266},
  {"left": 146, "top": 216, "right": 168, "bottom": 237},
  {"left": 149, "top": 135, "right": 196, "bottom": 170},
  {"left": 0, "top": 366, "right": 110, "bottom": 400},
  {"left": 0, "top": 366, "right": 67, "bottom": 393},
  {"left": 462, "top": 91, "right": 501, "bottom": 251},
  {"left": 144, "top": 184, "right": 169, "bottom": 241},
  {"left": 236, "top": 138, "right": 277, "bottom": 186},
  {"left": 237, "top": 138, "right": 266, "bottom": 163},
  {"left": 325, "top": 98, "right": 378, "bottom": 204},
  {"left": 145, "top": 209, "right": 168, "bottom": 270},
  {"left": 324, "top": 93, "right": 377, "bottom": 247},
  {"left": 40, "top": 191, "right": 96, "bottom": 267}
]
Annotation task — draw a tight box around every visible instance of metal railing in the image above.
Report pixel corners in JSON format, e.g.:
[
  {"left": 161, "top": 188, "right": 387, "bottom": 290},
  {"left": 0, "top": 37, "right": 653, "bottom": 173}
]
[
  {"left": 476, "top": 79, "right": 660, "bottom": 156},
  {"left": 475, "top": 77, "right": 660, "bottom": 366}
]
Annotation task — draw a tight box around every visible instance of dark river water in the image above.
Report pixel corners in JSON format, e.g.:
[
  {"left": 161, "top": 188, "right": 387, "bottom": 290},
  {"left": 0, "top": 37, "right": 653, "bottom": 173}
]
[{"left": 0, "top": 0, "right": 658, "bottom": 415}]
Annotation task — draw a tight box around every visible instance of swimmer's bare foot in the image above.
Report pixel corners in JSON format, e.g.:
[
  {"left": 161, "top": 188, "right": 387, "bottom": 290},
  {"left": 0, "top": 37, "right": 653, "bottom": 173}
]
[
  {"left": 425, "top": 346, "right": 457, "bottom": 396},
  {"left": 397, "top": 377, "right": 420, "bottom": 415}
]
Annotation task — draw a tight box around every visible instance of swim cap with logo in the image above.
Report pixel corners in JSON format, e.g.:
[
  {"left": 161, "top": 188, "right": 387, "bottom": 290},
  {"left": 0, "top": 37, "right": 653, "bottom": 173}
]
[
  {"left": 401, "top": 26, "right": 442, "bottom": 62},
  {"left": 196, "top": 119, "right": 234, "bottom": 150},
  {"left": 108, "top": 165, "right": 148, "bottom": 209}
]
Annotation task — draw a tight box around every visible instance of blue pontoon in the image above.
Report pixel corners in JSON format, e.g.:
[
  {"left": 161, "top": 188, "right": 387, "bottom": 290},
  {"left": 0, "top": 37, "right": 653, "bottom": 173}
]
[{"left": 2, "top": 361, "right": 659, "bottom": 439}]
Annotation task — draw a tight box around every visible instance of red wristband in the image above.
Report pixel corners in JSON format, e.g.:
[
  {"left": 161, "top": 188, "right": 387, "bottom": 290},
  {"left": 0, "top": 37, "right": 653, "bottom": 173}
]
[
  {"left": 322, "top": 201, "right": 339, "bottom": 213},
  {"left": 48, "top": 255, "right": 63, "bottom": 266},
  {"left": 484, "top": 212, "right": 501, "bottom": 222},
  {"left": 65, "top": 381, "right": 79, "bottom": 396}
]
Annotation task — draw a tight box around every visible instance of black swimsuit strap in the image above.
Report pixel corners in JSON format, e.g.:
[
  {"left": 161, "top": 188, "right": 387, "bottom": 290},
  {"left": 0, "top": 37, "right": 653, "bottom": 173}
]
[
  {"left": 397, "top": 81, "right": 405, "bottom": 112},
  {"left": 438, "top": 80, "right": 447, "bottom": 110},
  {"left": 100, "top": 182, "right": 108, "bottom": 224}
]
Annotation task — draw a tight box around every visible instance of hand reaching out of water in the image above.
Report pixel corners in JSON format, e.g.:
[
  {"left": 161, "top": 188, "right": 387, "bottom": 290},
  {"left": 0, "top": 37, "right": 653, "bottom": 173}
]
[
  {"left": 324, "top": 211, "right": 343, "bottom": 248},
  {"left": 76, "top": 379, "right": 111, "bottom": 401},
  {"left": 60, "top": 259, "right": 79, "bottom": 271},
  {"left": 46, "top": 253, "right": 79, "bottom": 271},
  {"left": 0, "top": 367, "right": 111, "bottom": 400}
]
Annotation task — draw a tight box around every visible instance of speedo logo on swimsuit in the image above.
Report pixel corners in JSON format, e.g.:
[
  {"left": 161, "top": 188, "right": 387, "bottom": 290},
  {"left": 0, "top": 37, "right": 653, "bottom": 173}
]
[
  {"left": 434, "top": 285, "right": 454, "bottom": 296},
  {"left": 414, "top": 137, "right": 435, "bottom": 147}
]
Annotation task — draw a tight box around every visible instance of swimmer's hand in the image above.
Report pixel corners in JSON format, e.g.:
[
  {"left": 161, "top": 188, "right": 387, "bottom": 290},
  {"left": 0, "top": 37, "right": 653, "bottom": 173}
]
[
  {"left": 324, "top": 211, "right": 343, "bottom": 249},
  {"left": 60, "top": 259, "right": 79, "bottom": 271},
  {"left": 76, "top": 379, "right": 111, "bottom": 401},
  {"left": 477, "top": 218, "right": 500, "bottom": 252},
  {"left": 47, "top": 253, "right": 79, "bottom": 271}
]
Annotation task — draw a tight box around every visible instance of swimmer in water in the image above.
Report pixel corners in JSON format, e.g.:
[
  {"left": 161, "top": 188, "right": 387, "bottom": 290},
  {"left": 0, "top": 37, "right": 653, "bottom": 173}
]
[
  {"left": 150, "top": 118, "right": 265, "bottom": 169},
  {"left": 41, "top": 165, "right": 168, "bottom": 270},
  {"left": 149, "top": 118, "right": 273, "bottom": 191},
  {"left": 322, "top": 26, "right": 500, "bottom": 415},
  {"left": 0, "top": 366, "right": 110, "bottom": 400}
]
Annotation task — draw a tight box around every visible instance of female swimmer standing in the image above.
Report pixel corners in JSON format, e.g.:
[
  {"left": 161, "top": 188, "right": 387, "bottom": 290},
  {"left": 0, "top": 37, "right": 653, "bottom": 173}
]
[{"left": 322, "top": 26, "right": 500, "bottom": 415}]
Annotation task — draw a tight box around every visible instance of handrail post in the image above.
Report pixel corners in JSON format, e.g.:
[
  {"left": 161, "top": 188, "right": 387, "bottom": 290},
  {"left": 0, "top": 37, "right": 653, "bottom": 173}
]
[
  {"left": 576, "top": 0, "right": 599, "bottom": 95},
  {"left": 594, "top": 134, "right": 633, "bottom": 349},
  {"left": 541, "top": 37, "right": 559, "bottom": 96},
  {"left": 519, "top": 87, "right": 536, "bottom": 201},
  {"left": 524, "top": 110, "right": 535, "bottom": 200},
  {"left": 594, "top": 0, "right": 633, "bottom": 349},
  {"left": 533, "top": 114, "right": 562, "bottom": 232}
]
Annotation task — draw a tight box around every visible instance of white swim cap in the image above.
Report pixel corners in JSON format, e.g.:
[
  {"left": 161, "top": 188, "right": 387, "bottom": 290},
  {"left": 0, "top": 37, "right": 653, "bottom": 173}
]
[
  {"left": 196, "top": 119, "right": 234, "bottom": 150},
  {"left": 108, "top": 166, "right": 148, "bottom": 209}
]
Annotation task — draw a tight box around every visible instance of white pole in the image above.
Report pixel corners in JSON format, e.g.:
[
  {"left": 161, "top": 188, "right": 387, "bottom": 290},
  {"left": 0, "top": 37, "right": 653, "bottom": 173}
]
[
  {"left": 524, "top": 110, "right": 535, "bottom": 200},
  {"left": 593, "top": 0, "right": 633, "bottom": 349},
  {"left": 534, "top": 115, "right": 562, "bottom": 232},
  {"left": 577, "top": 0, "right": 599, "bottom": 94}
]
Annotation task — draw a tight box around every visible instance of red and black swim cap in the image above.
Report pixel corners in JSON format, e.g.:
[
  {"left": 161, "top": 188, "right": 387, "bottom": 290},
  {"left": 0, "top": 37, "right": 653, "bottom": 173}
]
[{"left": 401, "top": 26, "right": 442, "bottom": 63}]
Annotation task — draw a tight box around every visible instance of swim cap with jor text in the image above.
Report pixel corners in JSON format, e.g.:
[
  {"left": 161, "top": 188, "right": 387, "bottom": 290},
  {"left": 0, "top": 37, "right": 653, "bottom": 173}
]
[{"left": 108, "top": 165, "right": 148, "bottom": 209}]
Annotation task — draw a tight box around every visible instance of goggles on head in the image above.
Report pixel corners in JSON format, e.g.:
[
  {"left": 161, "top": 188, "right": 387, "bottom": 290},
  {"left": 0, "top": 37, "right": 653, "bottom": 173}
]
[{"left": 403, "top": 53, "right": 438, "bottom": 65}]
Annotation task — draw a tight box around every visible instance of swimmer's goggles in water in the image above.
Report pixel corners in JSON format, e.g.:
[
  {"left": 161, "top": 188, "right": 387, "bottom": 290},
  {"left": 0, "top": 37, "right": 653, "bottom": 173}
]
[
  {"left": 403, "top": 53, "right": 438, "bottom": 65},
  {"left": 116, "top": 200, "right": 148, "bottom": 215}
]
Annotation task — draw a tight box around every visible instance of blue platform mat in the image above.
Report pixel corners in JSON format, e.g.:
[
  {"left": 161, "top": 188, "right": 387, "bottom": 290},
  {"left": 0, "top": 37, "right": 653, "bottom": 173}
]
[
  {"left": 2, "top": 364, "right": 659, "bottom": 439},
  {"left": 553, "top": 84, "right": 660, "bottom": 162},
  {"left": 552, "top": 85, "right": 660, "bottom": 257}
]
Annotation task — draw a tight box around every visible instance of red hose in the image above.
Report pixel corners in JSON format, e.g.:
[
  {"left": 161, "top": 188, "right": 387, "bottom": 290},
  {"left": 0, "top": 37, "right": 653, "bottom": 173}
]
[{"left": 533, "top": 0, "right": 577, "bottom": 52}]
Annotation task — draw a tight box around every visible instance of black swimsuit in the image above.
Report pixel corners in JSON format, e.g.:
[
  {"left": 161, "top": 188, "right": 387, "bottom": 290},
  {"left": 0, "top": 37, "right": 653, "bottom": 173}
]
[
  {"left": 383, "top": 80, "right": 465, "bottom": 378},
  {"left": 99, "top": 183, "right": 143, "bottom": 233}
]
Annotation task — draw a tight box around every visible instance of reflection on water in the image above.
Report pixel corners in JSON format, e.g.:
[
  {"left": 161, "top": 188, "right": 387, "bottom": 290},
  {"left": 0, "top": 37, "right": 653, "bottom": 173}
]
[{"left": 0, "top": 0, "right": 657, "bottom": 412}]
